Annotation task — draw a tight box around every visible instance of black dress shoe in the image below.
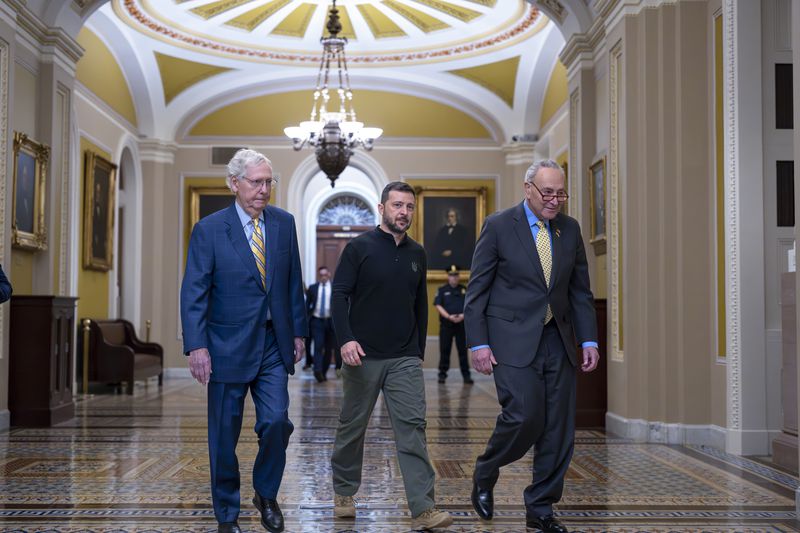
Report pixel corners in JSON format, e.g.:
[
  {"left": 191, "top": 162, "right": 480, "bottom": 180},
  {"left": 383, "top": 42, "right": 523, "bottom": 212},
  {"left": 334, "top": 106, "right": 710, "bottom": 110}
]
[
  {"left": 463, "top": 376, "right": 474, "bottom": 384},
  {"left": 314, "top": 371, "right": 325, "bottom": 383},
  {"left": 253, "top": 493, "right": 284, "bottom": 532},
  {"left": 438, "top": 376, "right": 446, "bottom": 384},
  {"left": 526, "top": 514, "right": 568, "bottom": 532},
  {"left": 471, "top": 481, "right": 493, "bottom": 520},
  {"left": 218, "top": 522, "right": 242, "bottom": 533}
]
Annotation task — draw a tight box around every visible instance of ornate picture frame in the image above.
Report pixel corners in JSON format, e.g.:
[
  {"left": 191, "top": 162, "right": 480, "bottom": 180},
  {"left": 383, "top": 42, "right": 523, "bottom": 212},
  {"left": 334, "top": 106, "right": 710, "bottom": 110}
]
[
  {"left": 190, "top": 186, "right": 233, "bottom": 228},
  {"left": 588, "top": 156, "right": 607, "bottom": 255},
  {"left": 12, "top": 132, "right": 49, "bottom": 251},
  {"left": 184, "top": 184, "right": 232, "bottom": 260},
  {"left": 411, "top": 186, "right": 487, "bottom": 281},
  {"left": 83, "top": 151, "right": 117, "bottom": 271}
]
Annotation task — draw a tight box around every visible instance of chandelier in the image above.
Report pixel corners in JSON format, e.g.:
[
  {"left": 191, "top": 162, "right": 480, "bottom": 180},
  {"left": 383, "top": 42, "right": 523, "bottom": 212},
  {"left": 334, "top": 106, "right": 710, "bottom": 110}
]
[{"left": 284, "top": 0, "right": 382, "bottom": 188}]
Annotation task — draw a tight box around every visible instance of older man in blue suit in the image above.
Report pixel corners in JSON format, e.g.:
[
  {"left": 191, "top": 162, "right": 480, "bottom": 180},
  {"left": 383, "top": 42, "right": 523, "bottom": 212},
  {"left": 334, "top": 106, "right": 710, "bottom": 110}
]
[{"left": 181, "top": 149, "right": 308, "bottom": 533}]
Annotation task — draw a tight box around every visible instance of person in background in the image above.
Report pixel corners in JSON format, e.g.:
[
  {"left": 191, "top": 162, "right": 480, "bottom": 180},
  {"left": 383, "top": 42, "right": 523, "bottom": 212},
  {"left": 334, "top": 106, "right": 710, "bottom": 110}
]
[
  {"left": 306, "top": 265, "right": 339, "bottom": 382},
  {"left": 433, "top": 265, "right": 472, "bottom": 385}
]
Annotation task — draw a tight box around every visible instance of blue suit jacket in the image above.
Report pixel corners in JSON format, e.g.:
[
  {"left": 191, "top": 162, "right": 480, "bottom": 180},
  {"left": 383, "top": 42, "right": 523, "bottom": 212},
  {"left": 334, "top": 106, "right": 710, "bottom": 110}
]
[{"left": 180, "top": 203, "right": 308, "bottom": 382}]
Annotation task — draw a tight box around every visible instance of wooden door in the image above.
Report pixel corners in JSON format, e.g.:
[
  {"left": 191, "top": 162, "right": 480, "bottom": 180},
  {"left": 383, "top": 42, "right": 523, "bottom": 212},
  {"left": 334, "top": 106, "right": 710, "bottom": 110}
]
[
  {"left": 316, "top": 225, "right": 372, "bottom": 275},
  {"left": 575, "top": 299, "right": 607, "bottom": 428}
]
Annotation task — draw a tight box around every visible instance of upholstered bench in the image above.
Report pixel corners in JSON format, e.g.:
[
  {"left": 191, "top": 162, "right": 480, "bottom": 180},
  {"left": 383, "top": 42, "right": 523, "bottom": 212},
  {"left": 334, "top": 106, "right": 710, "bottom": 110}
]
[{"left": 86, "top": 319, "right": 163, "bottom": 394}]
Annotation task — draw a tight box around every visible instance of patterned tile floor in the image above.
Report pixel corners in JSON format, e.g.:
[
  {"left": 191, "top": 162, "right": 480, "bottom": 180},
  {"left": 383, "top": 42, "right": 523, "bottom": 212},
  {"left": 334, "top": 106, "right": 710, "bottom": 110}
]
[{"left": 0, "top": 370, "right": 798, "bottom": 532}]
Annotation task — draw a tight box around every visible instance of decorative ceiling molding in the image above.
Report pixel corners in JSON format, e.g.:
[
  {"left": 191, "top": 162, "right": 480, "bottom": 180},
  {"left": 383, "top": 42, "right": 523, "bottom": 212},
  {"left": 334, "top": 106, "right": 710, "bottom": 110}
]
[
  {"left": 8, "top": 0, "right": 84, "bottom": 65},
  {"left": 355, "top": 4, "right": 407, "bottom": 38},
  {"left": 115, "top": 0, "right": 540, "bottom": 66},
  {"left": 558, "top": 15, "right": 604, "bottom": 69},
  {"left": 535, "top": 0, "right": 566, "bottom": 24},
  {"left": 270, "top": 2, "right": 317, "bottom": 37},
  {"left": 382, "top": 0, "right": 449, "bottom": 33},
  {"left": 225, "top": 0, "right": 291, "bottom": 32}
]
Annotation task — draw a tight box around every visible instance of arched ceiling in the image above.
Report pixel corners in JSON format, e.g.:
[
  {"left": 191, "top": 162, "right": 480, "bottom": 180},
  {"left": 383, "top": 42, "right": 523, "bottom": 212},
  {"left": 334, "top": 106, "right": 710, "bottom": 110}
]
[{"left": 81, "top": 0, "right": 567, "bottom": 142}]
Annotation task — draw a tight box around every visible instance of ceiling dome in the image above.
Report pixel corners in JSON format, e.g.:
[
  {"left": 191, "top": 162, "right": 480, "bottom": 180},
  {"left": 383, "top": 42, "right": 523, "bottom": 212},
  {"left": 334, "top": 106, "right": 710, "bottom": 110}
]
[{"left": 114, "top": 0, "right": 543, "bottom": 65}]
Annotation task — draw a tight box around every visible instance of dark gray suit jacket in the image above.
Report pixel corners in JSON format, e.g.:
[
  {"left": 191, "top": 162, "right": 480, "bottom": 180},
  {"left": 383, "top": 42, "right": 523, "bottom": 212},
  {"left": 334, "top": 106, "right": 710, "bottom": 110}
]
[{"left": 464, "top": 202, "right": 597, "bottom": 367}]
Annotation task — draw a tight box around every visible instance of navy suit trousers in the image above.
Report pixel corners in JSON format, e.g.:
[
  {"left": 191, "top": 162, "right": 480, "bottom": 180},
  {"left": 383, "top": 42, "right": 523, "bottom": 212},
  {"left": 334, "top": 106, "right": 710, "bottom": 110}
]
[{"left": 207, "top": 328, "right": 292, "bottom": 523}]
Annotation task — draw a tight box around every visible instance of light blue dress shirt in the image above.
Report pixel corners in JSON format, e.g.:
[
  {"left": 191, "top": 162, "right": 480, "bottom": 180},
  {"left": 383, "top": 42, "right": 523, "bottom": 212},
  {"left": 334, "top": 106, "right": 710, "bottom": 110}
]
[
  {"left": 234, "top": 201, "right": 265, "bottom": 245},
  {"left": 470, "top": 202, "right": 598, "bottom": 352}
]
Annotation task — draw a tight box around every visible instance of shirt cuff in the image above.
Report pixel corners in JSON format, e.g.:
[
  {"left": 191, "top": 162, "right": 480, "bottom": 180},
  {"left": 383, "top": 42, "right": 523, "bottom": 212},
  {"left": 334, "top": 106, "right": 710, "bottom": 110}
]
[
  {"left": 470, "top": 344, "right": 490, "bottom": 351},
  {"left": 582, "top": 341, "right": 599, "bottom": 349}
]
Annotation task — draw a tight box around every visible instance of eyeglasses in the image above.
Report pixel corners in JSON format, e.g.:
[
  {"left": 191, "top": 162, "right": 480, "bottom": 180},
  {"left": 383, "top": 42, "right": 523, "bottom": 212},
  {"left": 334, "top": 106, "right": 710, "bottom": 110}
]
[
  {"left": 238, "top": 176, "right": 278, "bottom": 190},
  {"left": 526, "top": 181, "right": 569, "bottom": 202}
]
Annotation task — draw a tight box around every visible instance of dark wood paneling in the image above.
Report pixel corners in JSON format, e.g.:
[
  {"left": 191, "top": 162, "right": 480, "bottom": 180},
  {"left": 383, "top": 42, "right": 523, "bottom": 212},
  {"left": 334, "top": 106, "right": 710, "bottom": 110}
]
[
  {"left": 776, "top": 63, "right": 793, "bottom": 129},
  {"left": 777, "top": 160, "right": 795, "bottom": 227},
  {"left": 576, "top": 299, "right": 607, "bottom": 429},
  {"left": 9, "top": 296, "right": 77, "bottom": 427}
]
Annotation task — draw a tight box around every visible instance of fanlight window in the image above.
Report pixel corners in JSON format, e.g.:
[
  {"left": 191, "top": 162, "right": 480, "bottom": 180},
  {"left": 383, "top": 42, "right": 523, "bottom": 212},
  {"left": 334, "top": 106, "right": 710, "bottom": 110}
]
[{"left": 318, "top": 196, "right": 374, "bottom": 225}]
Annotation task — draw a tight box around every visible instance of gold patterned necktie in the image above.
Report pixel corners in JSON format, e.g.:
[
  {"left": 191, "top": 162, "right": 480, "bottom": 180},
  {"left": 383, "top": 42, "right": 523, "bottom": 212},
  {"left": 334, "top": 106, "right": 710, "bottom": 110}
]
[
  {"left": 535, "top": 220, "right": 553, "bottom": 324},
  {"left": 251, "top": 217, "right": 266, "bottom": 289}
]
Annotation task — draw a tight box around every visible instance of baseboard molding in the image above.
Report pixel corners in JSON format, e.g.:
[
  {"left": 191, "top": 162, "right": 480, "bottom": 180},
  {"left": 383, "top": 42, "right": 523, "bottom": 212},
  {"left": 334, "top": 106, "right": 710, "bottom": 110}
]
[
  {"left": 795, "top": 487, "right": 800, "bottom": 517},
  {"left": 163, "top": 367, "right": 192, "bottom": 379},
  {"left": 0, "top": 409, "right": 9, "bottom": 432},
  {"left": 606, "top": 411, "right": 726, "bottom": 449},
  {"left": 725, "top": 428, "right": 782, "bottom": 455}
]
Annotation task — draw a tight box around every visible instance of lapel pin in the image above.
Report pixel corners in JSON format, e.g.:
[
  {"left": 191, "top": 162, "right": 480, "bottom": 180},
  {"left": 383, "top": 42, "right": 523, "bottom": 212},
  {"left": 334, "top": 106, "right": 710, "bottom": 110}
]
[{"left": 555, "top": 228, "right": 561, "bottom": 238}]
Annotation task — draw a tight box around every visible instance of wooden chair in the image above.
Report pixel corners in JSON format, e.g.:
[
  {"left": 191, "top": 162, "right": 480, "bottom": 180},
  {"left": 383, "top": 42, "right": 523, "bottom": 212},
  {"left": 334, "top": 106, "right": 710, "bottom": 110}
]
[{"left": 87, "top": 319, "right": 163, "bottom": 394}]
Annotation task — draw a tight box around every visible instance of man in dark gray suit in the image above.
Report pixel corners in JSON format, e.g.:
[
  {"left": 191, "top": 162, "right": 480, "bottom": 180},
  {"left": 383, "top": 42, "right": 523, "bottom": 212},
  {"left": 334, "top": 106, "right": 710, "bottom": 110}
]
[{"left": 464, "top": 159, "right": 599, "bottom": 533}]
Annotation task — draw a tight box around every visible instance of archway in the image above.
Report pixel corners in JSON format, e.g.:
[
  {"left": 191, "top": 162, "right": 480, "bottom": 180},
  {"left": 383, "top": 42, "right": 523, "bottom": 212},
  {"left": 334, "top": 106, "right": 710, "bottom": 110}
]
[
  {"left": 112, "top": 140, "right": 143, "bottom": 329},
  {"left": 301, "top": 166, "right": 381, "bottom": 286},
  {"left": 286, "top": 152, "right": 388, "bottom": 286}
]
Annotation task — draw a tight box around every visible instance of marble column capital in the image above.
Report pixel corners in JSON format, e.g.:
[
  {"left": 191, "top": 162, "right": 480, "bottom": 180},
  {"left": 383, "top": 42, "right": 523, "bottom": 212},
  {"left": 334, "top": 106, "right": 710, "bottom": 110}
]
[
  {"left": 502, "top": 141, "right": 536, "bottom": 167},
  {"left": 139, "top": 140, "right": 178, "bottom": 164}
]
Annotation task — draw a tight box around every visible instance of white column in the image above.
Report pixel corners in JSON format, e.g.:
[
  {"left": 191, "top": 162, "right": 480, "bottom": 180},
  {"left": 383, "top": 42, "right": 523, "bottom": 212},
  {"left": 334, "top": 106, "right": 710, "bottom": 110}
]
[{"left": 724, "top": 0, "right": 770, "bottom": 455}]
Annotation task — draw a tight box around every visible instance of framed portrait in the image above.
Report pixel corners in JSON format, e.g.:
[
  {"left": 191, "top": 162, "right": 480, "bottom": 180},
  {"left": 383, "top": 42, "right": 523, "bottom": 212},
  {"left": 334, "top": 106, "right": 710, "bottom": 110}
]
[
  {"left": 12, "top": 132, "right": 49, "bottom": 250},
  {"left": 182, "top": 183, "right": 233, "bottom": 263},
  {"left": 412, "top": 186, "right": 488, "bottom": 281},
  {"left": 189, "top": 186, "right": 233, "bottom": 228},
  {"left": 83, "top": 151, "right": 117, "bottom": 271},
  {"left": 588, "top": 157, "right": 607, "bottom": 255}
]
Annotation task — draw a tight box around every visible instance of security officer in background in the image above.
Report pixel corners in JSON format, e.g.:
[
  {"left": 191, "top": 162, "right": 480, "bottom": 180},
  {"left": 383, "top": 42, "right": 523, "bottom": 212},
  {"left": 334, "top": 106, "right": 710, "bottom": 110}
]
[{"left": 434, "top": 266, "right": 473, "bottom": 384}]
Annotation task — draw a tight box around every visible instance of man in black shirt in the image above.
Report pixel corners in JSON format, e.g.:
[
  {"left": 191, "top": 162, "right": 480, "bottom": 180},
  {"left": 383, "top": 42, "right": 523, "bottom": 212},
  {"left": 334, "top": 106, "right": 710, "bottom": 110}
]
[
  {"left": 330, "top": 182, "right": 452, "bottom": 531},
  {"left": 434, "top": 266, "right": 472, "bottom": 384}
]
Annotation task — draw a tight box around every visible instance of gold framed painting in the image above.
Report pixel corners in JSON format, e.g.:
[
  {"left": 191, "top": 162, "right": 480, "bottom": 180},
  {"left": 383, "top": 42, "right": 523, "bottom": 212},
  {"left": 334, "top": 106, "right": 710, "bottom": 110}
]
[
  {"left": 588, "top": 156, "right": 607, "bottom": 255},
  {"left": 184, "top": 185, "right": 233, "bottom": 258},
  {"left": 83, "top": 151, "right": 117, "bottom": 271},
  {"left": 411, "top": 186, "right": 488, "bottom": 281},
  {"left": 12, "top": 132, "right": 49, "bottom": 250},
  {"left": 189, "top": 186, "right": 233, "bottom": 228}
]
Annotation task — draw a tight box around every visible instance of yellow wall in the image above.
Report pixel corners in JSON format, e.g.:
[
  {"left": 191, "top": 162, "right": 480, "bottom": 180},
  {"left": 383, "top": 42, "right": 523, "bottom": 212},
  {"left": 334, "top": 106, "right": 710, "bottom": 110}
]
[
  {"left": 77, "top": 137, "right": 111, "bottom": 320},
  {"left": 9, "top": 63, "right": 38, "bottom": 294},
  {"left": 189, "top": 90, "right": 491, "bottom": 138},
  {"left": 10, "top": 253, "right": 33, "bottom": 294},
  {"left": 76, "top": 29, "right": 138, "bottom": 127},
  {"left": 404, "top": 178, "right": 496, "bottom": 337},
  {"left": 540, "top": 60, "right": 568, "bottom": 129}
]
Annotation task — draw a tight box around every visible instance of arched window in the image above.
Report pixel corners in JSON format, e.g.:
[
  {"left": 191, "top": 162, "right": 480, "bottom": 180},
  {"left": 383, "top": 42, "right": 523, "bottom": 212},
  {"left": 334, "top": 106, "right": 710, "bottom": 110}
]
[{"left": 317, "top": 196, "right": 374, "bottom": 225}]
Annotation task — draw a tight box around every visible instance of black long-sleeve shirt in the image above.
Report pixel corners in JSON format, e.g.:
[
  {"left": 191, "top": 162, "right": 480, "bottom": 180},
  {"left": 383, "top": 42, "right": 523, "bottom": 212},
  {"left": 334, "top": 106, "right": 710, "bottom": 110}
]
[{"left": 332, "top": 227, "right": 428, "bottom": 359}]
